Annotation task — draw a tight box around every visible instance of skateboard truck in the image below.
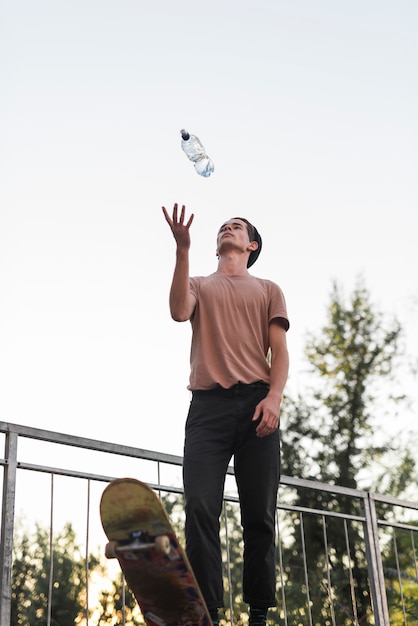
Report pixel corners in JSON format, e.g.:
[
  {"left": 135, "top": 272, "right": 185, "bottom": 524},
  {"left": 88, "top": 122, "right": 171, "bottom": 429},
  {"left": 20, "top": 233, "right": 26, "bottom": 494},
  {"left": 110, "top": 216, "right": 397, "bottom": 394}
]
[{"left": 105, "top": 530, "right": 171, "bottom": 559}]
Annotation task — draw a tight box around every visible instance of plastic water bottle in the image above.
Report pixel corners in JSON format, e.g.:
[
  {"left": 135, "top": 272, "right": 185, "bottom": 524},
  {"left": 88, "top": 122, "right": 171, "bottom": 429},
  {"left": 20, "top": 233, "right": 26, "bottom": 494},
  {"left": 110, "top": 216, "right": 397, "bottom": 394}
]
[{"left": 180, "top": 129, "right": 214, "bottom": 177}]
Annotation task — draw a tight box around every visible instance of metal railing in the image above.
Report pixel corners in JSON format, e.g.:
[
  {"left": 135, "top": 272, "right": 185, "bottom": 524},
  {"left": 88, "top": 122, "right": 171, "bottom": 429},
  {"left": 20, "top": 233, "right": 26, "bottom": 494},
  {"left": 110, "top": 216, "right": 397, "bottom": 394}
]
[{"left": 1, "top": 421, "right": 418, "bottom": 626}]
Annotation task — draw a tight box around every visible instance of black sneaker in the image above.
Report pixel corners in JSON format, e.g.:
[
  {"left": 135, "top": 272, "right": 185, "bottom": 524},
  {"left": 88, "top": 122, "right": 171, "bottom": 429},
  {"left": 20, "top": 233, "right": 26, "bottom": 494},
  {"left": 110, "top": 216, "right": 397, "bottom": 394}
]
[
  {"left": 249, "top": 607, "right": 268, "bottom": 626},
  {"left": 209, "top": 608, "right": 220, "bottom": 626}
]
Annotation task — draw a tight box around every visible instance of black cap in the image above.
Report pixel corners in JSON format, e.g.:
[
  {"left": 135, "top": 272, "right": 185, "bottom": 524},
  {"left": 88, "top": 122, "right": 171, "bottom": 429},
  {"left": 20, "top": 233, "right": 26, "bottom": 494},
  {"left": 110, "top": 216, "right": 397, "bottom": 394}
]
[
  {"left": 247, "top": 226, "right": 262, "bottom": 268},
  {"left": 233, "top": 217, "right": 262, "bottom": 268}
]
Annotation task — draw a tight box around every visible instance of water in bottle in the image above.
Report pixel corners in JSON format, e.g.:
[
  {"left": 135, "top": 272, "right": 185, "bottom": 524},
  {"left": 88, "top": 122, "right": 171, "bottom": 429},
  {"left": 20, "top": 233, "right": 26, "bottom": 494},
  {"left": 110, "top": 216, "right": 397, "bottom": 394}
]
[{"left": 180, "top": 129, "right": 214, "bottom": 177}]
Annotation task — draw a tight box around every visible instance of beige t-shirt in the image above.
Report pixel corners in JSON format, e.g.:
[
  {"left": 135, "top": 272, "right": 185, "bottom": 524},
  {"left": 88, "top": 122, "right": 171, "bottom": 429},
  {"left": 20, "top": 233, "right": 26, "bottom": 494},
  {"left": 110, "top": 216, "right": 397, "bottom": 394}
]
[{"left": 188, "top": 272, "right": 289, "bottom": 391}]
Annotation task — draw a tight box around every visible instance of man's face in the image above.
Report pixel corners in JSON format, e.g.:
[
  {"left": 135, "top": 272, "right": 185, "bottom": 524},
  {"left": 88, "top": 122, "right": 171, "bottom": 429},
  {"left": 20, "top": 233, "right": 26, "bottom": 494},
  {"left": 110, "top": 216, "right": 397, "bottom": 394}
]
[{"left": 216, "top": 218, "right": 251, "bottom": 255}]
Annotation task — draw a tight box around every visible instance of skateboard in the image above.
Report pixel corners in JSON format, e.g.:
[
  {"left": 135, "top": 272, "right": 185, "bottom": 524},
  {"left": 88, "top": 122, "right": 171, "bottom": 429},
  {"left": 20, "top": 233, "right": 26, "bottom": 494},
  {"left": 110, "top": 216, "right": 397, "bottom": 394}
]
[{"left": 100, "top": 477, "right": 213, "bottom": 626}]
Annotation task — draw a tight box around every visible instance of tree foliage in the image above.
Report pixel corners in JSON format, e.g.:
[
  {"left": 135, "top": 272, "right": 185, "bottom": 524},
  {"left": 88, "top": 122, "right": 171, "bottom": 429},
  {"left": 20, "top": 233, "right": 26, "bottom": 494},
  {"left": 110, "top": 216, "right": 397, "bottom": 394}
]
[
  {"left": 278, "top": 278, "right": 418, "bottom": 624},
  {"left": 282, "top": 278, "right": 410, "bottom": 488},
  {"left": 96, "top": 570, "right": 142, "bottom": 625},
  {"left": 11, "top": 521, "right": 100, "bottom": 625}
]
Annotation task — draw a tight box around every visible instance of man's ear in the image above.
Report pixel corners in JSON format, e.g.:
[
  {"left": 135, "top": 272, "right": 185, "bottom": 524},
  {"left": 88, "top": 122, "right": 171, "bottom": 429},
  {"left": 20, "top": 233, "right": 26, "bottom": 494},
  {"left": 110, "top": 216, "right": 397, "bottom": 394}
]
[{"left": 247, "top": 241, "right": 258, "bottom": 252}]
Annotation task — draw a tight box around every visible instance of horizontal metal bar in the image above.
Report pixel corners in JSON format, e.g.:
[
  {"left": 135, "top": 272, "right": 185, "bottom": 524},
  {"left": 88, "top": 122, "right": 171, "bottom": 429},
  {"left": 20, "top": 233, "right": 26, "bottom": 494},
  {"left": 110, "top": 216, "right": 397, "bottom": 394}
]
[
  {"left": 276, "top": 502, "right": 366, "bottom": 522},
  {"left": 376, "top": 519, "right": 418, "bottom": 533},
  {"left": 370, "top": 491, "right": 418, "bottom": 512}
]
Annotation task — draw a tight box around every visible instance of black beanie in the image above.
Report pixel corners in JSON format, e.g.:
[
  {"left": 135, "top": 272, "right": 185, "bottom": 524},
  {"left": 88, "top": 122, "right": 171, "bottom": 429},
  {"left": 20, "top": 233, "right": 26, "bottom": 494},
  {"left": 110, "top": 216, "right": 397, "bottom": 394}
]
[
  {"left": 233, "top": 217, "right": 262, "bottom": 268},
  {"left": 247, "top": 225, "right": 262, "bottom": 268}
]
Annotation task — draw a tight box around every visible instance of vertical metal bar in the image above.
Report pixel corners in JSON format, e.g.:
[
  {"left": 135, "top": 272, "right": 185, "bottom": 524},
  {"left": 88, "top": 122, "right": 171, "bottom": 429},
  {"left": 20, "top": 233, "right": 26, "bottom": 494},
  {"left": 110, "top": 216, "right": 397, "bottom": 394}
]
[
  {"left": 411, "top": 530, "right": 418, "bottom": 582},
  {"left": 157, "top": 461, "right": 161, "bottom": 495},
  {"left": 299, "top": 512, "right": 313, "bottom": 626},
  {"left": 0, "top": 430, "right": 18, "bottom": 626},
  {"left": 120, "top": 575, "right": 125, "bottom": 626},
  {"left": 47, "top": 473, "right": 54, "bottom": 626},
  {"left": 276, "top": 510, "right": 288, "bottom": 626},
  {"left": 361, "top": 493, "right": 390, "bottom": 626},
  {"left": 223, "top": 501, "right": 234, "bottom": 626},
  {"left": 343, "top": 519, "right": 359, "bottom": 625},
  {"left": 392, "top": 529, "right": 407, "bottom": 625},
  {"left": 322, "top": 515, "right": 336, "bottom": 626},
  {"left": 85, "top": 479, "right": 91, "bottom": 625}
]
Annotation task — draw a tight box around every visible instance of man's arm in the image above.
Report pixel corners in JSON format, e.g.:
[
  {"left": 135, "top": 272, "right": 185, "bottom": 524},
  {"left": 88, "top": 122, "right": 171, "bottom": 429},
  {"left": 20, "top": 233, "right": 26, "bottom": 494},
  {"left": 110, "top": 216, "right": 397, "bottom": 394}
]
[
  {"left": 162, "top": 203, "right": 197, "bottom": 322},
  {"left": 252, "top": 320, "right": 289, "bottom": 437}
]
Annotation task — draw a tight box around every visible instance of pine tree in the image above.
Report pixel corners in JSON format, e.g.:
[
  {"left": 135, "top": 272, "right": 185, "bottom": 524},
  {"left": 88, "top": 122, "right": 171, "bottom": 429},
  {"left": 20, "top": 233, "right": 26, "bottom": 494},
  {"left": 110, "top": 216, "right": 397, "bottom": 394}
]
[{"left": 279, "top": 278, "right": 417, "bottom": 624}]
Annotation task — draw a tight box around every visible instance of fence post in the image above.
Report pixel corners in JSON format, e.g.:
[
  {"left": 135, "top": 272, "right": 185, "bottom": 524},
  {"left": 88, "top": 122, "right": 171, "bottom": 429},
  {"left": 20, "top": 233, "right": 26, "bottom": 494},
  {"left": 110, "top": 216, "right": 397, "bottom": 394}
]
[
  {"left": 0, "top": 429, "right": 18, "bottom": 626},
  {"left": 362, "top": 492, "right": 390, "bottom": 626}
]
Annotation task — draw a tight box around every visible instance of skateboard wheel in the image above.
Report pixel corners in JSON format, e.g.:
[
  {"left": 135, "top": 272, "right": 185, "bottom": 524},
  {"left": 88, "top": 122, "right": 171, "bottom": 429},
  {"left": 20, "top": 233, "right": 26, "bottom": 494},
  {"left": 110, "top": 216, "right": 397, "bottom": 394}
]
[
  {"left": 154, "top": 535, "right": 171, "bottom": 555},
  {"left": 105, "top": 541, "right": 118, "bottom": 559}
]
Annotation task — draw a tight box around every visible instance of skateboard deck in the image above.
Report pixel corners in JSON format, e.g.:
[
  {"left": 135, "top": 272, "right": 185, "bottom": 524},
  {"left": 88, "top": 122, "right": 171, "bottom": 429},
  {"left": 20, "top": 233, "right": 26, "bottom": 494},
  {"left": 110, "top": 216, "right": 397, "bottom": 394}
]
[{"left": 100, "top": 477, "right": 213, "bottom": 626}]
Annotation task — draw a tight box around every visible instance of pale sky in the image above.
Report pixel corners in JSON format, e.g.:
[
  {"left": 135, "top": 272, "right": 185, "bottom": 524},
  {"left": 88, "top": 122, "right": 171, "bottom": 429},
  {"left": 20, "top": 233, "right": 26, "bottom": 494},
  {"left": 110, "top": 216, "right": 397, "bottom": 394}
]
[{"left": 1, "top": 0, "right": 417, "bottom": 458}]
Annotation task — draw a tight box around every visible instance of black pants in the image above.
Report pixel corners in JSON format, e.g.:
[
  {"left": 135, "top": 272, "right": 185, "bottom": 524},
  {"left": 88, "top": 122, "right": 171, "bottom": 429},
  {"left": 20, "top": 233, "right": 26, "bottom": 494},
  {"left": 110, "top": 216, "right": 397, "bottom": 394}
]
[{"left": 183, "top": 382, "right": 280, "bottom": 611}]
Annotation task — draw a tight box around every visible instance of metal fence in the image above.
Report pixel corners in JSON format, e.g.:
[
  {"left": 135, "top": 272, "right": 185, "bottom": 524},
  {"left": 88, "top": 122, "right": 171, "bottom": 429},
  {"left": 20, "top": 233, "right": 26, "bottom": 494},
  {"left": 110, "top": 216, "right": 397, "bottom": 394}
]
[{"left": 1, "top": 421, "right": 418, "bottom": 626}]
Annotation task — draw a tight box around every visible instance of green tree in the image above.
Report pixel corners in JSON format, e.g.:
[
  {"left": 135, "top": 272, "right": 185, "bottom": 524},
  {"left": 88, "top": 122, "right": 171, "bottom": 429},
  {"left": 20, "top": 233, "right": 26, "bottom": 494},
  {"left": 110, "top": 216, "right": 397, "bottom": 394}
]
[
  {"left": 279, "top": 278, "right": 417, "bottom": 624},
  {"left": 96, "top": 570, "right": 142, "bottom": 625},
  {"left": 282, "top": 278, "right": 410, "bottom": 486},
  {"left": 383, "top": 524, "right": 418, "bottom": 624},
  {"left": 11, "top": 521, "right": 100, "bottom": 625}
]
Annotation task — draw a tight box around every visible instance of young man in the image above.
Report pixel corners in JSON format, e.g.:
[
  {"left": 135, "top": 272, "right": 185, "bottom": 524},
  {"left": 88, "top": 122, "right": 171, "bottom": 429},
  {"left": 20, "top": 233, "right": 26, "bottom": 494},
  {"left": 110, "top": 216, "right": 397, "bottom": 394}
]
[{"left": 162, "top": 203, "right": 290, "bottom": 626}]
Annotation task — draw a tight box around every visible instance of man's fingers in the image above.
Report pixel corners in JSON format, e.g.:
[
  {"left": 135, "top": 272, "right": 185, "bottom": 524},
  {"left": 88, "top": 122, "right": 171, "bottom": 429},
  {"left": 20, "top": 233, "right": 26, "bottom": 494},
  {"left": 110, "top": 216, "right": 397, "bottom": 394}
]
[
  {"left": 162, "top": 203, "right": 193, "bottom": 231},
  {"left": 162, "top": 206, "right": 171, "bottom": 224},
  {"left": 255, "top": 412, "right": 279, "bottom": 437}
]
